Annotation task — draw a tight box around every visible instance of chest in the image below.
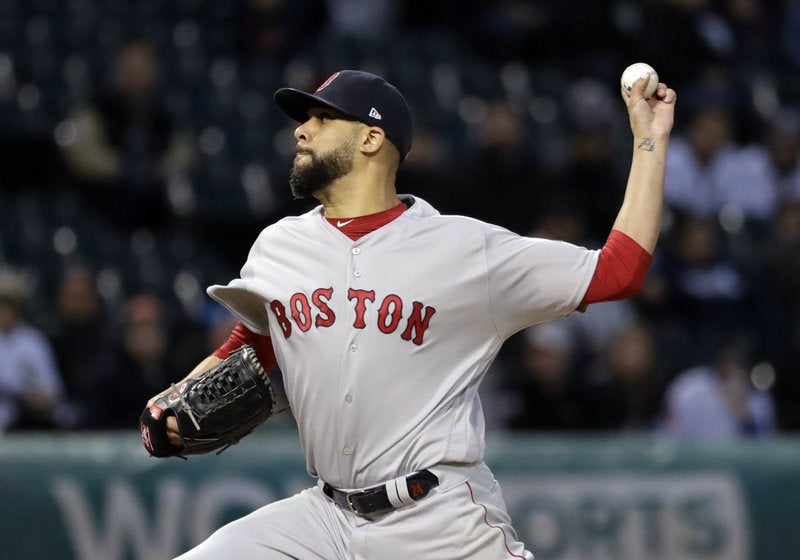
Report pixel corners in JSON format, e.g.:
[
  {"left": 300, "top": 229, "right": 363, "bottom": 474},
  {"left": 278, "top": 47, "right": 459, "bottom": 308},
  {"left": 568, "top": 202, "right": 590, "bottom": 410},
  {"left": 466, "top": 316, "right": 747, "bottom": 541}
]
[
  {"left": 0, "top": 335, "right": 37, "bottom": 388},
  {"left": 252, "top": 232, "right": 488, "bottom": 348}
]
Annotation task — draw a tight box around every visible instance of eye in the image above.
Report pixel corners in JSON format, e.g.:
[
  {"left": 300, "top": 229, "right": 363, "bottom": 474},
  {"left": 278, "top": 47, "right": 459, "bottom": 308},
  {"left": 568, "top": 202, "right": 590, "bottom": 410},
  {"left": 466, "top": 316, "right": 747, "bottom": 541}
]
[{"left": 317, "top": 112, "right": 332, "bottom": 123}]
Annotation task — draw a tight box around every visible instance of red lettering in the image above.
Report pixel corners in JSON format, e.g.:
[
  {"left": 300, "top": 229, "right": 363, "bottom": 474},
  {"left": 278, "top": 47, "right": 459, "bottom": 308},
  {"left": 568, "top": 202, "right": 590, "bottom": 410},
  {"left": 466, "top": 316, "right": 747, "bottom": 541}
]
[
  {"left": 269, "top": 300, "right": 292, "bottom": 338},
  {"left": 401, "top": 301, "right": 436, "bottom": 345},
  {"left": 290, "top": 293, "right": 312, "bottom": 332},
  {"left": 312, "top": 287, "right": 336, "bottom": 328},
  {"left": 348, "top": 288, "right": 376, "bottom": 329},
  {"left": 377, "top": 294, "right": 403, "bottom": 334},
  {"left": 275, "top": 289, "right": 434, "bottom": 344}
]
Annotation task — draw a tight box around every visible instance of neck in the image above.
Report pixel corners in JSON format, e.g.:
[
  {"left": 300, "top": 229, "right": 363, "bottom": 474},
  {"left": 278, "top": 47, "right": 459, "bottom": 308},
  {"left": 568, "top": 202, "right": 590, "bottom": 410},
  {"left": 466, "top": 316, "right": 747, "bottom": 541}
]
[{"left": 316, "top": 168, "right": 400, "bottom": 219}]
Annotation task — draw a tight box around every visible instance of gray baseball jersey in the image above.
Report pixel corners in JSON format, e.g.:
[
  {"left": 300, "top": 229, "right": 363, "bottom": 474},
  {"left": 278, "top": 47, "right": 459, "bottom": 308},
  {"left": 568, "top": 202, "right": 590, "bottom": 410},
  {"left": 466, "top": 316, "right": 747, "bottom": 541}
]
[{"left": 208, "top": 195, "right": 598, "bottom": 490}]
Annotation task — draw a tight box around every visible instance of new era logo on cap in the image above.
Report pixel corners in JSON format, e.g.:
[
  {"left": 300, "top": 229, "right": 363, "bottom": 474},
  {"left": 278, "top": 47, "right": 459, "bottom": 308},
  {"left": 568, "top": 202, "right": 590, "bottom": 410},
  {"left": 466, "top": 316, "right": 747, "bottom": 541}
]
[{"left": 368, "top": 107, "right": 382, "bottom": 120}]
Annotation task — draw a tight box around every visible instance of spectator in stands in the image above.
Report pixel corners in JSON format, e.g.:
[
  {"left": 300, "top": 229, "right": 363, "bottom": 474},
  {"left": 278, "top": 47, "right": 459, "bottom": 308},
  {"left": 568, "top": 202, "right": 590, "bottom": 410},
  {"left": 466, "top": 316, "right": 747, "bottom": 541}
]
[
  {"left": 654, "top": 215, "right": 752, "bottom": 366},
  {"left": 47, "top": 265, "right": 114, "bottom": 428},
  {"left": 664, "top": 105, "right": 777, "bottom": 224},
  {"left": 760, "top": 200, "right": 800, "bottom": 429},
  {"left": 506, "top": 314, "right": 663, "bottom": 432},
  {"left": 637, "top": 0, "right": 736, "bottom": 88},
  {"left": 461, "top": 100, "right": 541, "bottom": 233},
  {"left": 559, "top": 80, "right": 627, "bottom": 244},
  {"left": 89, "top": 293, "right": 177, "bottom": 429},
  {"left": 59, "top": 39, "right": 193, "bottom": 232},
  {"left": 584, "top": 322, "right": 664, "bottom": 431},
  {"left": 661, "top": 339, "right": 776, "bottom": 438},
  {"left": 169, "top": 300, "right": 241, "bottom": 376},
  {"left": 0, "top": 1, "right": 795, "bottom": 438},
  {"left": 395, "top": 125, "right": 460, "bottom": 215},
  {"left": 236, "top": 0, "right": 327, "bottom": 62},
  {"left": 0, "top": 269, "right": 70, "bottom": 431},
  {"left": 762, "top": 109, "right": 800, "bottom": 202},
  {"left": 721, "top": 0, "right": 778, "bottom": 69},
  {"left": 504, "top": 322, "right": 594, "bottom": 431},
  {"left": 779, "top": 0, "right": 800, "bottom": 72},
  {"left": 324, "top": 0, "right": 398, "bottom": 44}
]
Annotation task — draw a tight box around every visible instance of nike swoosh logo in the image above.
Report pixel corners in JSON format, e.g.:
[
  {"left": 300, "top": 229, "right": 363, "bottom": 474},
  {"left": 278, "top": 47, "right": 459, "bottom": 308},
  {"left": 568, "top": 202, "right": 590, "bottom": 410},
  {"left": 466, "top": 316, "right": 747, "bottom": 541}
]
[{"left": 336, "top": 219, "right": 354, "bottom": 227}]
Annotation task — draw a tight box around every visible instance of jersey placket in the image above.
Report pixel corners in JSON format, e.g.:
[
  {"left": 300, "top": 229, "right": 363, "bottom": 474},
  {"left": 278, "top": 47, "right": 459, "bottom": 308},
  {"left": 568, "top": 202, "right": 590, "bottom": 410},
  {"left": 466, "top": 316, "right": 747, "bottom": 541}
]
[{"left": 337, "top": 241, "right": 366, "bottom": 477}]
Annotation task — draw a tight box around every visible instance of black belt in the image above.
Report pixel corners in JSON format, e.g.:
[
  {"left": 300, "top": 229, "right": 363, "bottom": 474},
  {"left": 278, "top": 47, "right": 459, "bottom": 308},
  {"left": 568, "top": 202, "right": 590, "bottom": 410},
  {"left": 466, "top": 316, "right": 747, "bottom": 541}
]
[{"left": 322, "top": 470, "right": 439, "bottom": 515}]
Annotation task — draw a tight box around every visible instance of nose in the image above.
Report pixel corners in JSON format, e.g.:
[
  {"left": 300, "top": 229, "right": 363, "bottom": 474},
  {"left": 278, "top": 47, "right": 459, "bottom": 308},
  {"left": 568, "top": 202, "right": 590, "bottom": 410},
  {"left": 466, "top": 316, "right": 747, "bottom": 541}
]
[{"left": 294, "top": 120, "right": 311, "bottom": 142}]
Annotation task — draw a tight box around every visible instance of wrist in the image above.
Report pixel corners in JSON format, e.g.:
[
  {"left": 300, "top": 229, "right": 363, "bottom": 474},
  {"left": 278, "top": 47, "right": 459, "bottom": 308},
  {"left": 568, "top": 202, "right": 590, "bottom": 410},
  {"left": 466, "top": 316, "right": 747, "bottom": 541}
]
[
  {"left": 632, "top": 135, "right": 668, "bottom": 154},
  {"left": 633, "top": 131, "right": 670, "bottom": 143}
]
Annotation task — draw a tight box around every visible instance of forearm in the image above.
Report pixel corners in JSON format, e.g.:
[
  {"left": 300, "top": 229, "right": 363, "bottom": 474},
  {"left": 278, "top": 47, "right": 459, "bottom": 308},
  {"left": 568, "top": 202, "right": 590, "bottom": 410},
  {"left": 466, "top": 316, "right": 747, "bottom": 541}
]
[
  {"left": 581, "top": 229, "right": 653, "bottom": 305},
  {"left": 142, "top": 322, "right": 275, "bottom": 453},
  {"left": 146, "top": 354, "right": 221, "bottom": 407},
  {"left": 187, "top": 354, "right": 223, "bottom": 377},
  {"left": 611, "top": 133, "right": 669, "bottom": 254},
  {"left": 145, "top": 322, "right": 275, "bottom": 407}
]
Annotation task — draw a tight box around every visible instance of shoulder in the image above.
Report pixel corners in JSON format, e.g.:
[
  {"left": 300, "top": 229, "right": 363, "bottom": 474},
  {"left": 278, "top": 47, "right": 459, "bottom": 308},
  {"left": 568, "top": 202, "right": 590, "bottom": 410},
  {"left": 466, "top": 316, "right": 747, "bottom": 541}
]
[
  {"left": 401, "top": 194, "right": 505, "bottom": 236},
  {"left": 727, "top": 144, "right": 773, "bottom": 175},
  {"left": 411, "top": 214, "right": 509, "bottom": 253},
  {"left": 254, "top": 207, "right": 324, "bottom": 242},
  {"left": 403, "top": 197, "right": 580, "bottom": 254},
  {"left": 9, "top": 323, "right": 53, "bottom": 352},
  {"left": 667, "top": 366, "right": 717, "bottom": 397}
]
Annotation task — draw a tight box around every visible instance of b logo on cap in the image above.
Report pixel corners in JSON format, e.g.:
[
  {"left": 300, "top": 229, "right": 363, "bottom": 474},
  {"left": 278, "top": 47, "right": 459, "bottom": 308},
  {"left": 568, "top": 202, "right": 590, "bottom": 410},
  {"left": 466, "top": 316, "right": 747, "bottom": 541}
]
[{"left": 316, "top": 72, "right": 340, "bottom": 92}]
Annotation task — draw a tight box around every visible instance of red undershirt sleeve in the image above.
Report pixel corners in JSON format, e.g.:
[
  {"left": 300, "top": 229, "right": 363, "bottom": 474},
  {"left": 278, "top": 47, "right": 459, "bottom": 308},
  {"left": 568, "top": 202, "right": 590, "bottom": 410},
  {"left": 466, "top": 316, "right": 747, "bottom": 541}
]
[
  {"left": 580, "top": 229, "right": 654, "bottom": 306},
  {"left": 213, "top": 322, "right": 278, "bottom": 371}
]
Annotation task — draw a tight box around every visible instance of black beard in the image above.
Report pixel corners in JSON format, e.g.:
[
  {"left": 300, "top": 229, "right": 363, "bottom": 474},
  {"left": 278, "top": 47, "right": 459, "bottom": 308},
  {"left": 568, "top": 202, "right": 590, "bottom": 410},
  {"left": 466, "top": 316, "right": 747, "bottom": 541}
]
[{"left": 289, "top": 136, "right": 356, "bottom": 199}]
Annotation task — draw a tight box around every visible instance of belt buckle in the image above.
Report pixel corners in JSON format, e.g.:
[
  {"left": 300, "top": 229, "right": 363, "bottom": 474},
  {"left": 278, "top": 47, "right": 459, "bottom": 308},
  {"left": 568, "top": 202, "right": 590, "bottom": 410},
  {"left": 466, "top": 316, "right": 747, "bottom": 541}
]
[{"left": 346, "top": 489, "right": 369, "bottom": 514}]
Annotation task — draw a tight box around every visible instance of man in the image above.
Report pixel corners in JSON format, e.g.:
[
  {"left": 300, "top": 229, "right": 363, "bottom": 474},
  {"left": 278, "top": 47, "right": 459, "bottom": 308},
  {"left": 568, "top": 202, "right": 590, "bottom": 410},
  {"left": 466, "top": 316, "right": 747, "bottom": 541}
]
[
  {"left": 60, "top": 40, "right": 193, "bottom": 232},
  {"left": 142, "top": 69, "right": 676, "bottom": 558},
  {"left": 0, "top": 269, "right": 69, "bottom": 431}
]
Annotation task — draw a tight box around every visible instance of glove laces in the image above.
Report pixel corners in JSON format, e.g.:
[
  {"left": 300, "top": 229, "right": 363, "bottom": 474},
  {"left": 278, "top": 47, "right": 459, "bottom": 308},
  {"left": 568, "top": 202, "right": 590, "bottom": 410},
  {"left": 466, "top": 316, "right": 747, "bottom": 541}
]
[{"left": 171, "top": 383, "right": 201, "bottom": 431}]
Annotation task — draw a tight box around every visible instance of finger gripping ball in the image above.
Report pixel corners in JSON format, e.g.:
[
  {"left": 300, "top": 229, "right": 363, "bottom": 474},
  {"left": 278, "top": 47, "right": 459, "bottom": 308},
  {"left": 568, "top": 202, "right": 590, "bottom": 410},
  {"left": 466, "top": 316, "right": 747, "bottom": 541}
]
[{"left": 621, "top": 62, "right": 658, "bottom": 99}]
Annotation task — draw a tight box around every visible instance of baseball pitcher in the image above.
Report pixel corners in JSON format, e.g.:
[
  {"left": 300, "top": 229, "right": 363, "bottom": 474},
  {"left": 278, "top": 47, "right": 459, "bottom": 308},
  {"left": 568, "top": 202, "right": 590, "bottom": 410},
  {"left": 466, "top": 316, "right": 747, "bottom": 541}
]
[{"left": 140, "top": 69, "right": 676, "bottom": 559}]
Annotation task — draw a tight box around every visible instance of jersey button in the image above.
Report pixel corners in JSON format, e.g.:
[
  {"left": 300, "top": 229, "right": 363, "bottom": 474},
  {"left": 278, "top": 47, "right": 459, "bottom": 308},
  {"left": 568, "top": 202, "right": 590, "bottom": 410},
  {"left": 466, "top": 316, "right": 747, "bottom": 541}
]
[
  {"left": 349, "top": 344, "right": 357, "bottom": 352},
  {"left": 352, "top": 248, "right": 361, "bottom": 255},
  {"left": 343, "top": 447, "right": 352, "bottom": 455},
  {"left": 353, "top": 270, "right": 361, "bottom": 277},
  {"left": 344, "top": 394, "right": 353, "bottom": 404}
]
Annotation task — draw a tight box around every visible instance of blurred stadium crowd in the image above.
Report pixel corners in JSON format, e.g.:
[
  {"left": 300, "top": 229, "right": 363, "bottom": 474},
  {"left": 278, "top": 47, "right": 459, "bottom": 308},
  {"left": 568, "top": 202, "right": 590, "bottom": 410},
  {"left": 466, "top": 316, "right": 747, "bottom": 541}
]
[{"left": 1, "top": 0, "right": 799, "bottom": 437}]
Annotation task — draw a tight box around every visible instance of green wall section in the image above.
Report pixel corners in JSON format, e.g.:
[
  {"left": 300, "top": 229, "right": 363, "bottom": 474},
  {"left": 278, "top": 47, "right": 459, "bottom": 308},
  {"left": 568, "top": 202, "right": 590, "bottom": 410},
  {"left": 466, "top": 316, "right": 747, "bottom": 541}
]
[{"left": 2, "top": 432, "right": 799, "bottom": 560}]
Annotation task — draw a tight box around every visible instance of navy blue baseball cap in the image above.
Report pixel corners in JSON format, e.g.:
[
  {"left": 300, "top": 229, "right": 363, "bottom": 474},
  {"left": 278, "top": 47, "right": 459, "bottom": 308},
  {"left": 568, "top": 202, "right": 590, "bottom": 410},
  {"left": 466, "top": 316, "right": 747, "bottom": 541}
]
[{"left": 275, "top": 70, "right": 413, "bottom": 161}]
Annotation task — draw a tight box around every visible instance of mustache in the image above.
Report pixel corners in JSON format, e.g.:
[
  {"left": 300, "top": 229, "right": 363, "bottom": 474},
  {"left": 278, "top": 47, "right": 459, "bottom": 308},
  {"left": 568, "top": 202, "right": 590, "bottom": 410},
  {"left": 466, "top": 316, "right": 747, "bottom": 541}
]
[{"left": 295, "top": 146, "right": 314, "bottom": 156}]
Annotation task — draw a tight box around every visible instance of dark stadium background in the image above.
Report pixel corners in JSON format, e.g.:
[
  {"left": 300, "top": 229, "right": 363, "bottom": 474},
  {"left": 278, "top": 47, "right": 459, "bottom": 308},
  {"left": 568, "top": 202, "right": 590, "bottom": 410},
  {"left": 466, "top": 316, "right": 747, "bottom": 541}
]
[{"left": 2, "top": 2, "right": 800, "bottom": 559}]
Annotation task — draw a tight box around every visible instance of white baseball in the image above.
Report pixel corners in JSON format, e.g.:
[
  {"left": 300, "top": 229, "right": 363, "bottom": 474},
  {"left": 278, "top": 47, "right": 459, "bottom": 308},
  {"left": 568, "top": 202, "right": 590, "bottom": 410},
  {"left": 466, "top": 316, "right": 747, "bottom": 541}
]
[{"left": 620, "top": 62, "right": 658, "bottom": 99}]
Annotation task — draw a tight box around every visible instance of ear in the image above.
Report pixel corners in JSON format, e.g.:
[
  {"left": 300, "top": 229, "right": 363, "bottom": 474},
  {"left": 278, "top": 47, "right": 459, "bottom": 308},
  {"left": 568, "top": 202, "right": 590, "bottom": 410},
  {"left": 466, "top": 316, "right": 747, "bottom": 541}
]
[{"left": 359, "top": 126, "right": 386, "bottom": 156}]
